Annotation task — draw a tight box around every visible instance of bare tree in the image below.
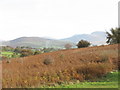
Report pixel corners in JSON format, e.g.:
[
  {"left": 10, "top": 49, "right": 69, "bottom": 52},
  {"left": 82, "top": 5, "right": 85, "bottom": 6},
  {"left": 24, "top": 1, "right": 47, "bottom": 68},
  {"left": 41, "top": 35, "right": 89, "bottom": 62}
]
[{"left": 64, "top": 43, "right": 72, "bottom": 49}]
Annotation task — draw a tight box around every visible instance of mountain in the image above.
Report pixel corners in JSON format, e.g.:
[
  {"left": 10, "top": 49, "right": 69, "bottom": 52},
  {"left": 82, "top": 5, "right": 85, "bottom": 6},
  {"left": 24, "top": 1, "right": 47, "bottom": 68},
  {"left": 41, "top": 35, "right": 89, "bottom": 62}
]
[
  {"left": 2, "top": 31, "right": 107, "bottom": 48},
  {"left": 61, "top": 31, "right": 107, "bottom": 45},
  {"left": 2, "top": 37, "right": 74, "bottom": 48}
]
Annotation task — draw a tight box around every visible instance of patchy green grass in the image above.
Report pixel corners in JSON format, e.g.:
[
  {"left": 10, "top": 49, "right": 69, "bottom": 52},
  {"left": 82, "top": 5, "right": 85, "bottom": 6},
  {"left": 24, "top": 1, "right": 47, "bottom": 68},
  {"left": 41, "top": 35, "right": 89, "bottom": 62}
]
[
  {"left": 41, "top": 71, "right": 119, "bottom": 88},
  {"left": 1, "top": 51, "right": 13, "bottom": 55},
  {"left": 1, "top": 51, "right": 20, "bottom": 59},
  {"left": 0, "top": 52, "right": 13, "bottom": 58}
]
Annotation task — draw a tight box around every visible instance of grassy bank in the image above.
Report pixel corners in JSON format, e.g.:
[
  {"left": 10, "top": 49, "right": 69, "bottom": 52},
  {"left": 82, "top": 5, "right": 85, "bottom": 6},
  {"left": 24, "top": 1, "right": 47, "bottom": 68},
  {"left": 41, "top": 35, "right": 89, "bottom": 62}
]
[{"left": 41, "top": 71, "right": 119, "bottom": 88}]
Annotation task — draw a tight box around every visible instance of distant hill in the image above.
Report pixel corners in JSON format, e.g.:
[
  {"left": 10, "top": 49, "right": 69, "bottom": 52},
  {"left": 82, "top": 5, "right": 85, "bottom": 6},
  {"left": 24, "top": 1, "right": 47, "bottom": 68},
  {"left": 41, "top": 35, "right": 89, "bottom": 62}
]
[
  {"left": 2, "top": 31, "right": 107, "bottom": 47},
  {"left": 61, "top": 31, "right": 107, "bottom": 45},
  {"left": 2, "top": 37, "right": 74, "bottom": 48}
]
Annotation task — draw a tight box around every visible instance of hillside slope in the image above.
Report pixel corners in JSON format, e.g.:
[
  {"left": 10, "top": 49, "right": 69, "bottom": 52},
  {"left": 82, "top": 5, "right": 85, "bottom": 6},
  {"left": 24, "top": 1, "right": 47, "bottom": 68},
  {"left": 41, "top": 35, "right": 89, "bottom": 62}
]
[{"left": 2, "top": 44, "right": 119, "bottom": 88}]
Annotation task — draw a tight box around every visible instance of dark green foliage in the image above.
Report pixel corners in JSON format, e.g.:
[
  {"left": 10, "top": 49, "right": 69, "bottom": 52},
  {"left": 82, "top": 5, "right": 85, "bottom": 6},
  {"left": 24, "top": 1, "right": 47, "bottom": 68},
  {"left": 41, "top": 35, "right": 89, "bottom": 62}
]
[
  {"left": 20, "top": 49, "right": 34, "bottom": 57},
  {"left": 14, "top": 47, "right": 22, "bottom": 53},
  {"left": 11, "top": 53, "right": 20, "bottom": 58},
  {"left": 42, "top": 48, "right": 56, "bottom": 53},
  {"left": 106, "top": 27, "right": 120, "bottom": 44},
  {"left": 77, "top": 40, "right": 91, "bottom": 48},
  {"left": 34, "top": 50, "right": 42, "bottom": 55},
  {"left": 1, "top": 46, "right": 59, "bottom": 59}
]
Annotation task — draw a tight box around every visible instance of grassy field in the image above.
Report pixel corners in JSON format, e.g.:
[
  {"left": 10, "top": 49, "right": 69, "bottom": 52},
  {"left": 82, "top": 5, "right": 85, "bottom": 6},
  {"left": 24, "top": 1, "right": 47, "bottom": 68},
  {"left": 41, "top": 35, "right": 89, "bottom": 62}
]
[
  {"left": 1, "top": 51, "right": 20, "bottom": 58},
  {"left": 0, "top": 52, "right": 13, "bottom": 58},
  {"left": 42, "top": 71, "right": 119, "bottom": 88},
  {"left": 1, "top": 51, "right": 13, "bottom": 55}
]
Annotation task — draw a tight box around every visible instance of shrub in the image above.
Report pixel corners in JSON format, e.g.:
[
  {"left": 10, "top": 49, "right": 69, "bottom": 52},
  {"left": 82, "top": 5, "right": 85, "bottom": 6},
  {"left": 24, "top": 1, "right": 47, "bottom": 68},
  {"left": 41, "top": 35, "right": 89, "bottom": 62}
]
[
  {"left": 77, "top": 40, "right": 91, "bottom": 48},
  {"left": 6, "top": 60, "right": 11, "bottom": 63},
  {"left": 34, "top": 50, "right": 42, "bottom": 55},
  {"left": 101, "top": 56, "right": 109, "bottom": 62},
  {"left": 14, "top": 47, "right": 22, "bottom": 53},
  {"left": 43, "top": 56, "right": 54, "bottom": 65},
  {"left": 20, "top": 49, "right": 34, "bottom": 57},
  {"left": 42, "top": 48, "right": 56, "bottom": 53},
  {"left": 76, "top": 63, "right": 113, "bottom": 80}
]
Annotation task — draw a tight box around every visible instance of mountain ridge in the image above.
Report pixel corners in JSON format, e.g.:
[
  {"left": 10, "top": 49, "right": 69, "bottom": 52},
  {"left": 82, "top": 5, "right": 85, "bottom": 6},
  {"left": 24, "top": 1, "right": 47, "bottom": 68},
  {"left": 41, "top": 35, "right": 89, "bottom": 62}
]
[
  {"left": 2, "top": 31, "right": 107, "bottom": 47},
  {"left": 2, "top": 37, "right": 74, "bottom": 48},
  {"left": 61, "top": 31, "right": 107, "bottom": 45}
]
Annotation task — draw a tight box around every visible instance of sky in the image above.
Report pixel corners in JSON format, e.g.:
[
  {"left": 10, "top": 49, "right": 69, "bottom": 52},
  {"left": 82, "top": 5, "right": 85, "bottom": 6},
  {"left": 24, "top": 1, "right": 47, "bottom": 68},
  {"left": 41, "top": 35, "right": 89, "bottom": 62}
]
[{"left": 0, "top": 0, "right": 119, "bottom": 41}]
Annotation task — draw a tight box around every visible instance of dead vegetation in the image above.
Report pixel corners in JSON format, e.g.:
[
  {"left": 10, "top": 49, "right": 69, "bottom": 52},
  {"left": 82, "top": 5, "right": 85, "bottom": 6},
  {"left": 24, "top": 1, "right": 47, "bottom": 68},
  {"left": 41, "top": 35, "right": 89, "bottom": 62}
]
[{"left": 2, "top": 44, "right": 119, "bottom": 88}]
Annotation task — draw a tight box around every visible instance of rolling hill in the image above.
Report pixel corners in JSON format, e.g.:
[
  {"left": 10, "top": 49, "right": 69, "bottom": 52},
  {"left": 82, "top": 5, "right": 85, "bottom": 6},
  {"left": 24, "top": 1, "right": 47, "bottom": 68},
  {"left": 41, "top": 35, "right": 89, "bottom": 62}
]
[
  {"left": 61, "top": 31, "right": 107, "bottom": 45},
  {"left": 2, "top": 37, "right": 74, "bottom": 48},
  {"left": 2, "top": 31, "right": 107, "bottom": 48}
]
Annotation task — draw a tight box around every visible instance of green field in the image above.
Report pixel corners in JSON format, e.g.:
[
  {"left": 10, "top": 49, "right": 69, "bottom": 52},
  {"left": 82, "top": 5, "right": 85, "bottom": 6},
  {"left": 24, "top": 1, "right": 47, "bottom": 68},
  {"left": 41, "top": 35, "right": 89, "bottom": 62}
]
[
  {"left": 1, "top": 51, "right": 13, "bottom": 55},
  {"left": 1, "top": 51, "right": 20, "bottom": 58},
  {"left": 41, "top": 71, "right": 119, "bottom": 88}
]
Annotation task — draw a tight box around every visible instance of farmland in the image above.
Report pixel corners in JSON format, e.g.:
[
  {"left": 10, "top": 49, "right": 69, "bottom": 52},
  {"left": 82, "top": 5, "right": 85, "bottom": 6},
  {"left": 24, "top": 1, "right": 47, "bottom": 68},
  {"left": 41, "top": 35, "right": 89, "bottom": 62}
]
[
  {"left": 2, "top": 44, "right": 119, "bottom": 88},
  {"left": 0, "top": 52, "right": 20, "bottom": 59},
  {"left": 0, "top": 46, "right": 59, "bottom": 59}
]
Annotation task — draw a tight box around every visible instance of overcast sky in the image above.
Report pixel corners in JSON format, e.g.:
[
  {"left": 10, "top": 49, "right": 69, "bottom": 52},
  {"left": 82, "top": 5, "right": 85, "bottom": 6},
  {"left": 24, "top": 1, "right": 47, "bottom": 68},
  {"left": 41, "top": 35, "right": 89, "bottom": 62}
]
[{"left": 0, "top": 0, "right": 119, "bottom": 40}]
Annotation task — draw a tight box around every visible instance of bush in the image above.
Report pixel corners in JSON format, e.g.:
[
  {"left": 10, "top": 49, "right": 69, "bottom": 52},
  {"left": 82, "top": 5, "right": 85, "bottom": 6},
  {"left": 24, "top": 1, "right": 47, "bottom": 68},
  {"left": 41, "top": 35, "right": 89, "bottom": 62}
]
[
  {"left": 14, "top": 47, "right": 22, "bottom": 53},
  {"left": 20, "top": 49, "right": 34, "bottom": 57},
  {"left": 77, "top": 40, "right": 91, "bottom": 48},
  {"left": 43, "top": 55, "right": 54, "bottom": 65},
  {"left": 6, "top": 60, "right": 11, "bottom": 63},
  {"left": 76, "top": 63, "right": 113, "bottom": 80},
  {"left": 34, "top": 50, "right": 42, "bottom": 55},
  {"left": 42, "top": 48, "right": 56, "bottom": 53}
]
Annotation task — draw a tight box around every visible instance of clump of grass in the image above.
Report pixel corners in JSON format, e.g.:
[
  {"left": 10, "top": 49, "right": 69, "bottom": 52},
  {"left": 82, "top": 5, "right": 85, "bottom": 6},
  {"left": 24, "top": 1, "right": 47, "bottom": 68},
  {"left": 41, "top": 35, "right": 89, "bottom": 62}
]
[
  {"left": 43, "top": 55, "right": 54, "bottom": 65},
  {"left": 98, "top": 49, "right": 118, "bottom": 63},
  {"left": 100, "top": 55, "right": 109, "bottom": 63},
  {"left": 97, "top": 51, "right": 110, "bottom": 63}
]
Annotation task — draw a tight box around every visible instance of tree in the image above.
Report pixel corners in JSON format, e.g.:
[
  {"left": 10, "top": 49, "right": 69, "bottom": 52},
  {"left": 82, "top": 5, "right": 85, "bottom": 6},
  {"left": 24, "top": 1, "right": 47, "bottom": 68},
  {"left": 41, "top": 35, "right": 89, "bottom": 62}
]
[
  {"left": 64, "top": 43, "right": 72, "bottom": 49},
  {"left": 14, "top": 47, "right": 22, "bottom": 53},
  {"left": 106, "top": 28, "right": 120, "bottom": 44},
  {"left": 77, "top": 40, "right": 91, "bottom": 48},
  {"left": 20, "top": 49, "right": 34, "bottom": 57}
]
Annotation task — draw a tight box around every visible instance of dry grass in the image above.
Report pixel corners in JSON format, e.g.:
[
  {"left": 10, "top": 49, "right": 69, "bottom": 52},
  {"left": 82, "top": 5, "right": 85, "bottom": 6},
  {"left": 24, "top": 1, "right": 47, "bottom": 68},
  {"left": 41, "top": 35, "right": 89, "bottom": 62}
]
[{"left": 2, "top": 44, "right": 119, "bottom": 88}]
